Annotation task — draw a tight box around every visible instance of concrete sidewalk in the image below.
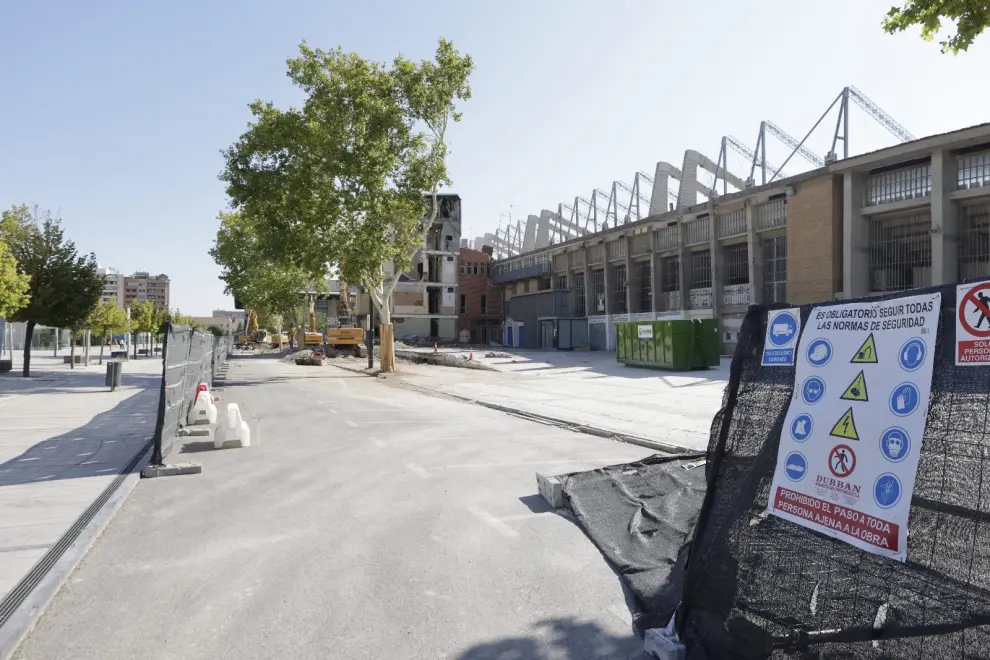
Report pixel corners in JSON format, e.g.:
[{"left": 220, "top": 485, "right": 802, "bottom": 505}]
[
  {"left": 335, "top": 349, "right": 728, "bottom": 452},
  {"left": 0, "top": 357, "right": 162, "bottom": 605}
]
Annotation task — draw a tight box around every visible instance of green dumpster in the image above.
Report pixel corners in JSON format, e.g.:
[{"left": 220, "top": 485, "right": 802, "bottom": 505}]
[{"left": 615, "top": 319, "right": 720, "bottom": 370}]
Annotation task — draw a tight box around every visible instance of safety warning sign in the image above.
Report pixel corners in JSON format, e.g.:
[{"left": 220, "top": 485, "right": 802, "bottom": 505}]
[
  {"left": 762, "top": 308, "right": 801, "bottom": 366},
  {"left": 956, "top": 281, "right": 990, "bottom": 366},
  {"left": 767, "top": 291, "right": 941, "bottom": 561}
]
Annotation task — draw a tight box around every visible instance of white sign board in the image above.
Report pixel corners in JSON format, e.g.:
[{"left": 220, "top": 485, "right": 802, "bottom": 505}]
[
  {"left": 767, "top": 292, "right": 941, "bottom": 562},
  {"left": 762, "top": 308, "right": 801, "bottom": 366},
  {"left": 956, "top": 281, "right": 990, "bottom": 366},
  {"left": 638, "top": 325, "right": 653, "bottom": 339}
]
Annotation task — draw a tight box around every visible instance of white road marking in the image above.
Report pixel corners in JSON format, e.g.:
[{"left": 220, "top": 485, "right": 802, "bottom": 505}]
[
  {"left": 466, "top": 505, "right": 519, "bottom": 538},
  {"left": 344, "top": 420, "right": 358, "bottom": 428},
  {"left": 406, "top": 462, "right": 431, "bottom": 479},
  {"left": 608, "top": 604, "right": 632, "bottom": 625}
]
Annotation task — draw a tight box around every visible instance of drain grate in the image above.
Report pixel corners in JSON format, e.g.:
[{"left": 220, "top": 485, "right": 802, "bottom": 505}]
[{"left": 0, "top": 437, "right": 153, "bottom": 629}]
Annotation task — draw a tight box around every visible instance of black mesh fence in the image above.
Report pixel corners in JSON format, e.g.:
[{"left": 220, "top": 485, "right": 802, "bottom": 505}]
[
  {"left": 680, "top": 281, "right": 990, "bottom": 659},
  {"left": 150, "top": 323, "right": 230, "bottom": 465}
]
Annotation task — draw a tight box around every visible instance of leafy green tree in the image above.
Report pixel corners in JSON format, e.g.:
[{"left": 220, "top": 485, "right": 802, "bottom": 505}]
[
  {"left": 1, "top": 206, "right": 104, "bottom": 376},
  {"left": 209, "top": 210, "right": 310, "bottom": 326},
  {"left": 0, "top": 236, "right": 30, "bottom": 319},
  {"left": 883, "top": 0, "right": 990, "bottom": 53},
  {"left": 129, "top": 300, "right": 158, "bottom": 358},
  {"left": 88, "top": 300, "right": 130, "bottom": 365},
  {"left": 219, "top": 39, "right": 472, "bottom": 371},
  {"left": 206, "top": 325, "right": 227, "bottom": 337}
]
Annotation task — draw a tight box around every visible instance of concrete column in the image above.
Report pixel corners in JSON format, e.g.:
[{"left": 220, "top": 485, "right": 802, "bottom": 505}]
[
  {"left": 746, "top": 201, "right": 763, "bottom": 305},
  {"left": 709, "top": 213, "right": 723, "bottom": 340},
  {"left": 83, "top": 330, "right": 91, "bottom": 365},
  {"left": 603, "top": 253, "right": 613, "bottom": 315},
  {"left": 651, "top": 248, "right": 662, "bottom": 315},
  {"left": 931, "top": 148, "right": 959, "bottom": 285},
  {"left": 567, "top": 251, "right": 575, "bottom": 317},
  {"left": 583, "top": 246, "right": 593, "bottom": 318},
  {"left": 843, "top": 171, "right": 870, "bottom": 298},
  {"left": 624, "top": 237, "right": 634, "bottom": 314},
  {"left": 678, "top": 243, "right": 690, "bottom": 311}
]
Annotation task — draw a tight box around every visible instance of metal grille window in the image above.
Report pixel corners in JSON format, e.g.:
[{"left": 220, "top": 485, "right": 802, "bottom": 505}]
[
  {"left": 556, "top": 275, "right": 568, "bottom": 290},
  {"left": 656, "top": 225, "right": 679, "bottom": 251},
  {"left": 635, "top": 261, "right": 652, "bottom": 313},
  {"left": 612, "top": 265, "right": 628, "bottom": 314},
  {"left": 574, "top": 272, "right": 586, "bottom": 317},
  {"left": 762, "top": 235, "right": 787, "bottom": 304},
  {"left": 958, "top": 151, "right": 990, "bottom": 190},
  {"left": 684, "top": 218, "right": 710, "bottom": 245},
  {"left": 755, "top": 199, "right": 786, "bottom": 230},
  {"left": 959, "top": 204, "right": 990, "bottom": 281},
  {"left": 865, "top": 164, "right": 932, "bottom": 206},
  {"left": 661, "top": 257, "right": 680, "bottom": 292},
  {"left": 690, "top": 250, "right": 712, "bottom": 289},
  {"left": 590, "top": 269, "right": 606, "bottom": 314},
  {"left": 717, "top": 209, "right": 746, "bottom": 238},
  {"left": 869, "top": 213, "right": 932, "bottom": 292},
  {"left": 723, "top": 243, "right": 749, "bottom": 285}
]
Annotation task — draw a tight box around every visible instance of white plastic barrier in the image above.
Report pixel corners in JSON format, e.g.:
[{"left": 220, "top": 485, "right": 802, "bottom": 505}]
[
  {"left": 214, "top": 403, "right": 251, "bottom": 449},
  {"left": 187, "top": 383, "right": 218, "bottom": 426}
]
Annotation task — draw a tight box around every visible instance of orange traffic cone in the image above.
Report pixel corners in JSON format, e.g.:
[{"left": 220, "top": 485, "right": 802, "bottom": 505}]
[{"left": 469, "top": 351, "right": 473, "bottom": 360}]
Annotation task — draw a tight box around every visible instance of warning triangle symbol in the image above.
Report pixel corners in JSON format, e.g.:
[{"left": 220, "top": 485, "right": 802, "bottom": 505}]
[
  {"left": 830, "top": 408, "right": 860, "bottom": 441},
  {"left": 851, "top": 333, "right": 878, "bottom": 364},
  {"left": 840, "top": 370, "right": 869, "bottom": 402}
]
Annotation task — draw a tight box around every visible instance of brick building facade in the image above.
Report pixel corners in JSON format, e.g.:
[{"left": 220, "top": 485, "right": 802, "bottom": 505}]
[{"left": 458, "top": 247, "right": 501, "bottom": 343}]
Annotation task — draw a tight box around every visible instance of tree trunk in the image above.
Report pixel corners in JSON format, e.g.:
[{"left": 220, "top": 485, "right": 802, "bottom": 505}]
[
  {"left": 22, "top": 320, "right": 35, "bottom": 377},
  {"left": 133, "top": 333, "right": 138, "bottom": 359},
  {"left": 53, "top": 328, "right": 59, "bottom": 357},
  {"left": 99, "top": 332, "right": 106, "bottom": 365},
  {"left": 70, "top": 331, "right": 76, "bottom": 369}
]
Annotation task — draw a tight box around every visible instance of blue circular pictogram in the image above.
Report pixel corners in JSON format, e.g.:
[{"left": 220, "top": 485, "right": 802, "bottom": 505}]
[
  {"left": 889, "top": 382, "right": 921, "bottom": 417},
  {"left": 879, "top": 427, "right": 911, "bottom": 463},
  {"left": 898, "top": 338, "right": 927, "bottom": 372},
  {"left": 802, "top": 376, "right": 827, "bottom": 405},
  {"left": 806, "top": 338, "right": 833, "bottom": 367},
  {"left": 790, "top": 414, "right": 814, "bottom": 442},
  {"left": 768, "top": 312, "right": 798, "bottom": 347},
  {"left": 784, "top": 452, "right": 808, "bottom": 482},
  {"left": 874, "top": 473, "right": 903, "bottom": 509}
]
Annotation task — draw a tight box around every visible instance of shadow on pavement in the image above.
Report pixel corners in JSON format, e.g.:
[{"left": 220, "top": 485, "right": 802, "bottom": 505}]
[
  {"left": 0, "top": 380, "right": 160, "bottom": 487},
  {"left": 454, "top": 618, "right": 647, "bottom": 660}
]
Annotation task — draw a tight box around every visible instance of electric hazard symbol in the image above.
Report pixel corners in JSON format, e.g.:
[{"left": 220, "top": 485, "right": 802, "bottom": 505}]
[
  {"left": 851, "top": 333, "right": 878, "bottom": 364},
  {"left": 830, "top": 407, "right": 860, "bottom": 441},
  {"left": 840, "top": 370, "right": 869, "bottom": 402}
]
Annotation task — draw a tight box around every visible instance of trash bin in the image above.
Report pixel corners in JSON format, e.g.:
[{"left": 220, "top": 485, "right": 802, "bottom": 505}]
[{"left": 105, "top": 360, "right": 122, "bottom": 390}]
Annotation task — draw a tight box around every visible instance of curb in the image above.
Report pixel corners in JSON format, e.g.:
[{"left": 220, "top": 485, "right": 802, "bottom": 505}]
[
  {"left": 329, "top": 360, "right": 692, "bottom": 456},
  {"left": 0, "top": 442, "right": 151, "bottom": 660}
]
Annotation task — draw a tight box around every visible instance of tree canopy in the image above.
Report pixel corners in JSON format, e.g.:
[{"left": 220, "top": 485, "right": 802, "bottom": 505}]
[
  {"left": 216, "top": 38, "right": 472, "bottom": 370},
  {"left": 883, "top": 0, "right": 990, "bottom": 53},
  {"left": 1, "top": 205, "right": 104, "bottom": 375},
  {"left": 129, "top": 300, "right": 159, "bottom": 336},
  {"left": 0, "top": 236, "right": 30, "bottom": 319}
]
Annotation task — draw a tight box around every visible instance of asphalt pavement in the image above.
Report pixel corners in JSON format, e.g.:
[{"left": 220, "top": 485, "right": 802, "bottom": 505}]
[{"left": 13, "top": 353, "right": 654, "bottom": 660}]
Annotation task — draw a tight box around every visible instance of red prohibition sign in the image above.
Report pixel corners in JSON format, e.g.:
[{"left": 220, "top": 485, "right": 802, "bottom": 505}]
[
  {"left": 829, "top": 444, "right": 857, "bottom": 479},
  {"left": 959, "top": 283, "right": 990, "bottom": 339}
]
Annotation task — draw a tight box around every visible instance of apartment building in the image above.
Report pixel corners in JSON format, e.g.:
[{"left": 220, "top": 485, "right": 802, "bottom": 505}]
[
  {"left": 458, "top": 246, "right": 501, "bottom": 343},
  {"left": 123, "top": 272, "right": 170, "bottom": 310},
  {"left": 491, "top": 121, "right": 990, "bottom": 353},
  {"left": 97, "top": 266, "right": 125, "bottom": 305},
  {"left": 392, "top": 194, "right": 462, "bottom": 340}
]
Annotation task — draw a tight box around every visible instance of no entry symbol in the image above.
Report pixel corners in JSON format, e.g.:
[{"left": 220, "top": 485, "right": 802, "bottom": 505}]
[
  {"left": 960, "top": 283, "right": 990, "bottom": 339},
  {"left": 829, "top": 444, "right": 856, "bottom": 478}
]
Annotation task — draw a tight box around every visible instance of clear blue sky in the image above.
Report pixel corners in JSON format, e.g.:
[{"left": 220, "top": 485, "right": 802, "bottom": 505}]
[{"left": 1, "top": 0, "right": 987, "bottom": 313}]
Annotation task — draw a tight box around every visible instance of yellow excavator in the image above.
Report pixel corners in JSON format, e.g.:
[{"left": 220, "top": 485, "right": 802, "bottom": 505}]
[{"left": 325, "top": 278, "right": 364, "bottom": 357}]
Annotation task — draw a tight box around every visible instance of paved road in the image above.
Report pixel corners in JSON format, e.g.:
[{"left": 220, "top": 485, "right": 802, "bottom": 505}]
[
  {"left": 338, "top": 349, "right": 728, "bottom": 451},
  {"left": 0, "top": 356, "right": 161, "bottom": 601},
  {"left": 14, "top": 354, "right": 653, "bottom": 660}
]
